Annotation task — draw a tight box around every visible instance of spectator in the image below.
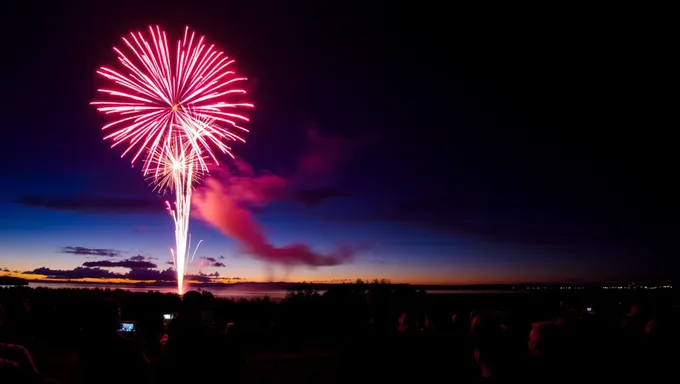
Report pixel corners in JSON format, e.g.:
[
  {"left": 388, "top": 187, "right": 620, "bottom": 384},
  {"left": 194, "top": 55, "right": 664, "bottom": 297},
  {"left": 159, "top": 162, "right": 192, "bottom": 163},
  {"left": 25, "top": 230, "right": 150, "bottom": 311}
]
[
  {"left": 527, "top": 320, "right": 576, "bottom": 381},
  {"left": 0, "top": 344, "right": 38, "bottom": 375},
  {"left": 0, "top": 303, "right": 39, "bottom": 375},
  {"left": 78, "top": 299, "right": 150, "bottom": 384},
  {"left": 470, "top": 312, "right": 518, "bottom": 380},
  {"left": 159, "top": 291, "right": 220, "bottom": 383},
  {"left": 218, "top": 322, "right": 245, "bottom": 382}
]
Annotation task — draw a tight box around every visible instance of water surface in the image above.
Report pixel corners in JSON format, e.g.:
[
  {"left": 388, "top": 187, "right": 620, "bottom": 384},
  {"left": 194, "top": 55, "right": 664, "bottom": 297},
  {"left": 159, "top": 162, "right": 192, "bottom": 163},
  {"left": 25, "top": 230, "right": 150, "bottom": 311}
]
[{"left": 25, "top": 282, "right": 527, "bottom": 299}]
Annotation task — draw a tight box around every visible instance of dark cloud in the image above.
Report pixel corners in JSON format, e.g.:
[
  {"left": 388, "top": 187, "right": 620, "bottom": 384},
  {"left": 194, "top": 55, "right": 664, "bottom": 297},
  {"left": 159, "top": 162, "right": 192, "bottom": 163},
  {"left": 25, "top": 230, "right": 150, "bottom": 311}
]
[
  {"left": 207, "top": 273, "right": 243, "bottom": 281},
  {"left": 185, "top": 272, "right": 243, "bottom": 282},
  {"left": 27, "top": 267, "right": 121, "bottom": 279},
  {"left": 126, "top": 254, "right": 157, "bottom": 261},
  {"left": 218, "top": 255, "right": 225, "bottom": 260},
  {"left": 82, "top": 259, "right": 157, "bottom": 269},
  {"left": 198, "top": 257, "right": 225, "bottom": 268},
  {"left": 166, "top": 261, "right": 174, "bottom": 265},
  {"left": 189, "top": 272, "right": 213, "bottom": 282},
  {"left": 24, "top": 267, "right": 200, "bottom": 283},
  {"left": 126, "top": 268, "right": 176, "bottom": 281},
  {"left": 61, "top": 246, "right": 121, "bottom": 257},
  {"left": 15, "top": 195, "right": 163, "bottom": 214},
  {"left": 295, "top": 188, "right": 351, "bottom": 207}
]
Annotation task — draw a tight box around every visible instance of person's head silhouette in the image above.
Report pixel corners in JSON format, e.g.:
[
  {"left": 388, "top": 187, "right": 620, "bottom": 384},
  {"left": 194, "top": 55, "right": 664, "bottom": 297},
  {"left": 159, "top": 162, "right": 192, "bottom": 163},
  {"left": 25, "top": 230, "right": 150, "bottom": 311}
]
[
  {"left": 182, "top": 291, "right": 203, "bottom": 317},
  {"left": 89, "top": 298, "right": 120, "bottom": 335}
]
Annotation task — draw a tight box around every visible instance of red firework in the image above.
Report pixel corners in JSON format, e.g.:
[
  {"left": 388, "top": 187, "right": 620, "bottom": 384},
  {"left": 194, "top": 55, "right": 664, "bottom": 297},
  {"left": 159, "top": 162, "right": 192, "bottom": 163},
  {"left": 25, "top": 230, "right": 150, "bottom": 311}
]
[
  {"left": 91, "top": 25, "right": 254, "bottom": 176},
  {"left": 91, "top": 26, "right": 254, "bottom": 294}
]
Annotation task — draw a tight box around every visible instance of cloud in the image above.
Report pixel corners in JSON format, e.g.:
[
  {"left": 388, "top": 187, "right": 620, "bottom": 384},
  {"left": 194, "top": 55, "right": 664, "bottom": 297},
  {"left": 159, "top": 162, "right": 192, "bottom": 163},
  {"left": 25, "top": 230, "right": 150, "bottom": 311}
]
[
  {"left": 27, "top": 267, "right": 121, "bottom": 279},
  {"left": 61, "top": 246, "right": 122, "bottom": 257},
  {"left": 197, "top": 256, "right": 225, "bottom": 268},
  {"left": 199, "top": 257, "right": 225, "bottom": 268},
  {"left": 128, "top": 255, "right": 147, "bottom": 261},
  {"left": 82, "top": 259, "right": 157, "bottom": 269},
  {"left": 187, "top": 272, "right": 213, "bottom": 283},
  {"left": 15, "top": 195, "right": 164, "bottom": 214},
  {"left": 202, "top": 272, "right": 243, "bottom": 281},
  {"left": 126, "top": 268, "right": 177, "bottom": 281},
  {"left": 193, "top": 178, "right": 355, "bottom": 267},
  {"left": 218, "top": 255, "right": 225, "bottom": 259},
  {"left": 23, "top": 266, "right": 213, "bottom": 283}
]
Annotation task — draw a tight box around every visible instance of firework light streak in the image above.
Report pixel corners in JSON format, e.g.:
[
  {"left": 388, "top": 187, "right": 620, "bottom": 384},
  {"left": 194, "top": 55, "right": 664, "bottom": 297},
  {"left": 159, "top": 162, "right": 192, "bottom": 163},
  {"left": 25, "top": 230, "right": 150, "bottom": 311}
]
[{"left": 91, "top": 26, "right": 253, "bottom": 294}]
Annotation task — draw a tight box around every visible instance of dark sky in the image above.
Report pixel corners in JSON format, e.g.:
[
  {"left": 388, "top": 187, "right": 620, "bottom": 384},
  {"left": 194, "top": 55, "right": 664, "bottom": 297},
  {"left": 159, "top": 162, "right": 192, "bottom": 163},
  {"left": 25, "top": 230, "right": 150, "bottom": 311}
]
[{"left": 0, "top": 1, "right": 675, "bottom": 284}]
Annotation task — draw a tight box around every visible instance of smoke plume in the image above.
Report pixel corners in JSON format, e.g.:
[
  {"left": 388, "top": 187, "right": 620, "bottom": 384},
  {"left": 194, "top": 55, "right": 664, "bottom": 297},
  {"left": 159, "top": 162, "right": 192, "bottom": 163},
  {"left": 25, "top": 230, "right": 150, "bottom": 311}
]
[
  {"left": 193, "top": 177, "right": 353, "bottom": 266},
  {"left": 193, "top": 130, "right": 369, "bottom": 268}
]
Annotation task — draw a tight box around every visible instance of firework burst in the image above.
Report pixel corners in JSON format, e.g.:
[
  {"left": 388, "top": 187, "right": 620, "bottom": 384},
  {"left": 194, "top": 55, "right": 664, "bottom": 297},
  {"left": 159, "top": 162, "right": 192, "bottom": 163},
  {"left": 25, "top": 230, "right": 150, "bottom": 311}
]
[{"left": 91, "top": 26, "right": 253, "bottom": 294}]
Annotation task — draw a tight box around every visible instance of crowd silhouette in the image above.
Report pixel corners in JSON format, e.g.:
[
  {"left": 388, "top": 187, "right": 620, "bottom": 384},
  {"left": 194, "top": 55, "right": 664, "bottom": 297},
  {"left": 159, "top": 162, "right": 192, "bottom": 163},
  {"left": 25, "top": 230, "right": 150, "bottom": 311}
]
[{"left": 0, "top": 283, "right": 677, "bottom": 383}]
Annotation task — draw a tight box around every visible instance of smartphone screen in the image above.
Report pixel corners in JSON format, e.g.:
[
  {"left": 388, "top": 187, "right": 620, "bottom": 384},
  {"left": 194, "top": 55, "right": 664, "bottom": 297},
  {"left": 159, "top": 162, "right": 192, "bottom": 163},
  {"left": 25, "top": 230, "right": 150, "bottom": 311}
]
[
  {"left": 163, "top": 313, "right": 174, "bottom": 326},
  {"left": 119, "top": 322, "right": 137, "bottom": 333},
  {"left": 586, "top": 307, "right": 592, "bottom": 312}
]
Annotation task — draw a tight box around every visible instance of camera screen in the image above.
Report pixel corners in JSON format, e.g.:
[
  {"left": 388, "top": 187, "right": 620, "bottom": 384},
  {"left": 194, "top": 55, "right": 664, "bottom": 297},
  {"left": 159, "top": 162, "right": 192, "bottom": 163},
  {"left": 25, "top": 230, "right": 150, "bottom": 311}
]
[
  {"left": 119, "top": 322, "right": 136, "bottom": 333},
  {"left": 163, "top": 314, "right": 175, "bottom": 327}
]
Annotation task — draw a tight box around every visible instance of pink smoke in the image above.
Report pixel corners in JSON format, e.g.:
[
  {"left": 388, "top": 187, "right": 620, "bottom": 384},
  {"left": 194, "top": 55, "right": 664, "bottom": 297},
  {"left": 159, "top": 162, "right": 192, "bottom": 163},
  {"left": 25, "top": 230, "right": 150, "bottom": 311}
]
[
  {"left": 194, "top": 178, "right": 352, "bottom": 266},
  {"left": 192, "top": 130, "right": 369, "bottom": 267}
]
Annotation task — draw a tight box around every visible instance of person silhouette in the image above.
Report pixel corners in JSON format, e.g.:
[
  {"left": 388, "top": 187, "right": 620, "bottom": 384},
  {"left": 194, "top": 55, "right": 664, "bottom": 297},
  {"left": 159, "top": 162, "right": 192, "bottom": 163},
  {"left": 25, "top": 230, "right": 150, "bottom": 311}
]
[
  {"left": 159, "top": 291, "right": 220, "bottom": 383},
  {"left": 78, "top": 299, "right": 150, "bottom": 384}
]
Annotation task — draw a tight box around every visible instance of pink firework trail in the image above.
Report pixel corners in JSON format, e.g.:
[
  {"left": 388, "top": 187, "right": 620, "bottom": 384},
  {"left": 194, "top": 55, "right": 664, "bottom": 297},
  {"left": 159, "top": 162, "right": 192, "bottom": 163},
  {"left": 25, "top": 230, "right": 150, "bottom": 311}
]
[{"left": 91, "top": 26, "right": 253, "bottom": 294}]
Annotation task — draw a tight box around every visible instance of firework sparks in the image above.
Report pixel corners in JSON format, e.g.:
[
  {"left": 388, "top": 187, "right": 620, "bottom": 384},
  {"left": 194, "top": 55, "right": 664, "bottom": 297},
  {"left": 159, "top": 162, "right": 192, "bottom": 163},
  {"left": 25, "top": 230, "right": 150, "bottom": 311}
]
[{"left": 91, "top": 26, "right": 253, "bottom": 294}]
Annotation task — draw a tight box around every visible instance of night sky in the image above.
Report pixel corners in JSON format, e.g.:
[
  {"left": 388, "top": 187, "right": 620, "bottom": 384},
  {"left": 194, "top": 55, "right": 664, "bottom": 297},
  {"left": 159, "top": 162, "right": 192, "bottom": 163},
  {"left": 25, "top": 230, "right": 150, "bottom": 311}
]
[{"left": 0, "top": 1, "right": 675, "bottom": 285}]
